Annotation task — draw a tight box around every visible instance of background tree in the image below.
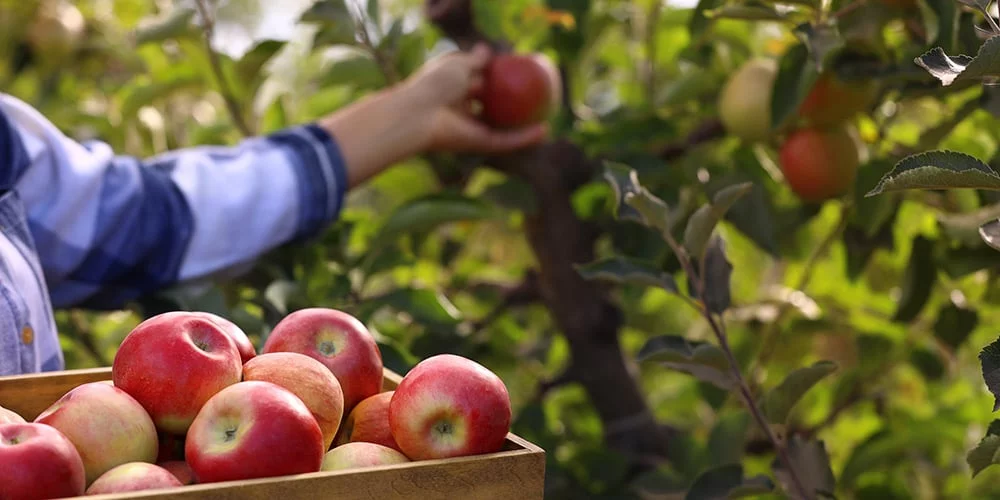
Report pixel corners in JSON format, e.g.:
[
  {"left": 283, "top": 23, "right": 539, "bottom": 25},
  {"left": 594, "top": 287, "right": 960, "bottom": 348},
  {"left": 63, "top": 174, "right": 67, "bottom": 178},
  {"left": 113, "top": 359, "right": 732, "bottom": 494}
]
[{"left": 7, "top": 0, "right": 1000, "bottom": 497}]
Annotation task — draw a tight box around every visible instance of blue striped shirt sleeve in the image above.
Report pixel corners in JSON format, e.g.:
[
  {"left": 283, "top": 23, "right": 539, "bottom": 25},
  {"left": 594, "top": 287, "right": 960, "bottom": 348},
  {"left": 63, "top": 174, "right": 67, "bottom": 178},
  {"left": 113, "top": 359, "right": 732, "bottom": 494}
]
[{"left": 0, "top": 94, "right": 348, "bottom": 310}]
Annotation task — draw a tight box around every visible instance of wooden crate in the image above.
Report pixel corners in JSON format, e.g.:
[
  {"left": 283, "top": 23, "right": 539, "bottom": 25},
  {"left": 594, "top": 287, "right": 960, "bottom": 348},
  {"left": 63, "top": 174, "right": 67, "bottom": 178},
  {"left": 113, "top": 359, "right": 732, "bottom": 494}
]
[{"left": 0, "top": 367, "right": 545, "bottom": 500}]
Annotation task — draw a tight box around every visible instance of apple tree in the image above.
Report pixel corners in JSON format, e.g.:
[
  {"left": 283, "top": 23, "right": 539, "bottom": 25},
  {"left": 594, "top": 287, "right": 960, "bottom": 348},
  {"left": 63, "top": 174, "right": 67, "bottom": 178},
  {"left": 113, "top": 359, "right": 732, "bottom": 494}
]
[{"left": 7, "top": 0, "right": 1000, "bottom": 497}]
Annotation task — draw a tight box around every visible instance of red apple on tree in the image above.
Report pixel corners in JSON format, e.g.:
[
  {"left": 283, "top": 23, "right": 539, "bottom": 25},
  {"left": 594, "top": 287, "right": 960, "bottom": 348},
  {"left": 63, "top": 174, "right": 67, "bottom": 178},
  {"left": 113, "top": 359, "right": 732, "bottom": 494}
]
[
  {"left": 0, "top": 404, "right": 25, "bottom": 424},
  {"left": 335, "top": 391, "right": 401, "bottom": 452},
  {"left": 389, "top": 354, "right": 511, "bottom": 460},
  {"left": 479, "top": 52, "right": 560, "bottom": 128},
  {"left": 262, "top": 308, "right": 383, "bottom": 413},
  {"left": 185, "top": 381, "right": 325, "bottom": 483},
  {"left": 779, "top": 125, "right": 860, "bottom": 203},
  {"left": 242, "top": 351, "right": 346, "bottom": 450},
  {"left": 34, "top": 381, "right": 159, "bottom": 485},
  {"left": 85, "top": 462, "right": 182, "bottom": 495},
  {"left": 0, "top": 422, "right": 86, "bottom": 499},
  {"left": 321, "top": 442, "right": 409, "bottom": 471},
  {"left": 113, "top": 311, "right": 243, "bottom": 435}
]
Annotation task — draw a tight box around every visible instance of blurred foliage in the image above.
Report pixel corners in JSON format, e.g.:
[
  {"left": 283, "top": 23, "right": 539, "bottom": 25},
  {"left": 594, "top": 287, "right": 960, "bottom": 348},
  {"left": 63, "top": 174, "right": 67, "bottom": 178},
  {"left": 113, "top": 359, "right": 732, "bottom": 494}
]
[{"left": 9, "top": 0, "right": 1000, "bottom": 497}]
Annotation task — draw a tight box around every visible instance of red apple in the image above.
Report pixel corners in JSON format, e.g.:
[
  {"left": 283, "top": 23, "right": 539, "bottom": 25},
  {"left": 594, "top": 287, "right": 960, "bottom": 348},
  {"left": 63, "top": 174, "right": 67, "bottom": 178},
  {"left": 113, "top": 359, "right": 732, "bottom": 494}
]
[
  {"left": 321, "top": 442, "right": 409, "bottom": 471},
  {"left": 242, "top": 352, "right": 345, "bottom": 450},
  {"left": 0, "top": 422, "right": 86, "bottom": 499},
  {"left": 34, "top": 381, "right": 159, "bottom": 485},
  {"left": 185, "top": 381, "right": 325, "bottom": 483},
  {"left": 113, "top": 311, "right": 243, "bottom": 435},
  {"left": 188, "top": 311, "right": 257, "bottom": 363},
  {"left": 480, "top": 53, "right": 560, "bottom": 128},
  {"left": 261, "top": 308, "right": 383, "bottom": 412},
  {"left": 0, "top": 404, "right": 25, "bottom": 424},
  {"left": 389, "top": 354, "right": 511, "bottom": 460},
  {"left": 335, "top": 391, "right": 401, "bottom": 452},
  {"left": 85, "top": 462, "right": 182, "bottom": 495},
  {"left": 157, "top": 460, "right": 195, "bottom": 485}
]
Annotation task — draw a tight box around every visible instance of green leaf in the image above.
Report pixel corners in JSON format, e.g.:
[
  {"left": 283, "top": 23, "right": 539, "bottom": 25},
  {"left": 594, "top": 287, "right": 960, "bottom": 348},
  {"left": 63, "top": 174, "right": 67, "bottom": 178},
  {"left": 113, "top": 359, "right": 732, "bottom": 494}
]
[
  {"left": 320, "top": 51, "right": 385, "bottom": 88},
  {"left": 934, "top": 301, "right": 979, "bottom": 350},
  {"left": 119, "top": 71, "right": 203, "bottom": 120},
  {"left": 683, "top": 183, "right": 752, "bottom": 260},
  {"left": 576, "top": 257, "right": 678, "bottom": 292},
  {"left": 689, "top": 0, "right": 726, "bottom": 36},
  {"left": 366, "top": 0, "right": 381, "bottom": 27},
  {"left": 685, "top": 464, "right": 774, "bottom": 500},
  {"left": 980, "top": 218, "right": 1000, "bottom": 251},
  {"left": 910, "top": 347, "right": 946, "bottom": 380},
  {"left": 867, "top": 151, "right": 1000, "bottom": 196},
  {"left": 760, "top": 361, "right": 838, "bottom": 424},
  {"left": 479, "top": 177, "right": 537, "bottom": 214},
  {"left": 979, "top": 336, "right": 1000, "bottom": 411},
  {"left": 638, "top": 335, "right": 735, "bottom": 390},
  {"left": 793, "top": 21, "right": 845, "bottom": 71},
  {"left": 968, "top": 420, "right": 1000, "bottom": 477},
  {"left": 134, "top": 6, "right": 197, "bottom": 45},
  {"left": 840, "top": 429, "right": 937, "bottom": 486},
  {"left": 263, "top": 280, "right": 304, "bottom": 315},
  {"left": 371, "top": 193, "right": 497, "bottom": 248},
  {"left": 693, "top": 235, "right": 734, "bottom": 315},
  {"left": 892, "top": 236, "right": 937, "bottom": 323},
  {"left": 707, "top": 412, "right": 751, "bottom": 467},
  {"left": 603, "top": 162, "right": 672, "bottom": 236},
  {"left": 704, "top": 3, "right": 787, "bottom": 21},
  {"left": 771, "top": 43, "right": 819, "bottom": 130},
  {"left": 771, "top": 436, "right": 836, "bottom": 500},
  {"left": 915, "top": 28, "right": 1000, "bottom": 86},
  {"left": 363, "top": 288, "right": 462, "bottom": 327},
  {"left": 304, "top": 0, "right": 357, "bottom": 46}
]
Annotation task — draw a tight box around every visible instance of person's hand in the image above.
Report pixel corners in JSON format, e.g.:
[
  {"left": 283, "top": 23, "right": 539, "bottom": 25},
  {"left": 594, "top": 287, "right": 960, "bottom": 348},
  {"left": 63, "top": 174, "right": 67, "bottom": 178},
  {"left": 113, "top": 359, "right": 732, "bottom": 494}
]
[{"left": 399, "top": 43, "right": 549, "bottom": 154}]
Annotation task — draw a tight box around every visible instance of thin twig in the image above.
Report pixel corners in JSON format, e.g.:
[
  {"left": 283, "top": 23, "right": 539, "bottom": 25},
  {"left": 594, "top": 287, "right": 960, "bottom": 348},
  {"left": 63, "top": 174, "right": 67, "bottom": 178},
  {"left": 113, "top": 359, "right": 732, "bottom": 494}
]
[
  {"left": 192, "top": 0, "right": 254, "bottom": 137},
  {"left": 662, "top": 232, "right": 812, "bottom": 500}
]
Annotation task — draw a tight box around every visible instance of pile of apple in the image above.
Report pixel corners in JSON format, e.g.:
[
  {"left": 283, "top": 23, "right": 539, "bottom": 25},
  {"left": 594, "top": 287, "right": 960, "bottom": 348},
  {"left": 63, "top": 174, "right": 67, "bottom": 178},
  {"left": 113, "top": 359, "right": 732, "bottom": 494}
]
[{"left": 0, "top": 308, "right": 512, "bottom": 499}]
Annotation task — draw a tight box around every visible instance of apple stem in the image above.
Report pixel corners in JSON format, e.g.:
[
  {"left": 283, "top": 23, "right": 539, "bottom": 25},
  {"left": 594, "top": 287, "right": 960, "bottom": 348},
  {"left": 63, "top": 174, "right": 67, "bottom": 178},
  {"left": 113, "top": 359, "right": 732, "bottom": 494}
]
[{"left": 662, "top": 232, "right": 813, "bottom": 500}]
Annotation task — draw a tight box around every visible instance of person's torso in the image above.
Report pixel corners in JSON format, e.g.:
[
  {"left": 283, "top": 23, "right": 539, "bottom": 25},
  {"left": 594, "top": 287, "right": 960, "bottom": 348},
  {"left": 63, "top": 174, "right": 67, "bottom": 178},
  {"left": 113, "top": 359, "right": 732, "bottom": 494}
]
[{"left": 0, "top": 188, "right": 62, "bottom": 375}]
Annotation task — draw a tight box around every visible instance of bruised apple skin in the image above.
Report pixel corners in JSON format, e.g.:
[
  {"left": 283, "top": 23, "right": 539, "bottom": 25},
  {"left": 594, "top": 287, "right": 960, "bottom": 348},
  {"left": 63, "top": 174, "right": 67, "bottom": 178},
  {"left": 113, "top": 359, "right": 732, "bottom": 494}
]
[
  {"left": 262, "top": 308, "right": 383, "bottom": 413},
  {"left": 112, "top": 312, "right": 243, "bottom": 435},
  {"left": 779, "top": 126, "right": 860, "bottom": 203},
  {"left": 718, "top": 58, "right": 778, "bottom": 143},
  {"left": 480, "top": 53, "right": 560, "bottom": 128},
  {"left": 389, "top": 354, "right": 512, "bottom": 460}
]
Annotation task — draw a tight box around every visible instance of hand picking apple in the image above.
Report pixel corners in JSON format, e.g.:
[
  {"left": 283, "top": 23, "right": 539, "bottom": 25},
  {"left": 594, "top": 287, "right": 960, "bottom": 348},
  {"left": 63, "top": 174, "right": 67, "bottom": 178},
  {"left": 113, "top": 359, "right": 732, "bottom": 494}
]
[{"left": 0, "top": 40, "right": 548, "bottom": 380}]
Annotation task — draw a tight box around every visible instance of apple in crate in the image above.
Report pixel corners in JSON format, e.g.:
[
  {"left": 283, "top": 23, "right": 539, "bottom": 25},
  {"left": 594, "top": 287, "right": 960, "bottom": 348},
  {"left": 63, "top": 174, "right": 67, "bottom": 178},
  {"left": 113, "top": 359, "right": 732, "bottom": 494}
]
[
  {"left": 321, "top": 442, "right": 409, "bottom": 471},
  {"left": 242, "top": 352, "right": 345, "bottom": 450},
  {"left": 0, "top": 422, "right": 86, "bottom": 499},
  {"left": 186, "top": 311, "right": 257, "bottom": 363},
  {"left": 34, "top": 381, "right": 158, "bottom": 485},
  {"left": 262, "top": 308, "right": 383, "bottom": 412},
  {"left": 85, "top": 462, "right": 182, "bottom": 495},
  {"left": 158, "top": 460, "right": 195, "bottom": 485},
  {"left": 0, "top": 404, "right": 25, "bottom": 424},
  {"left": 185, "top": 381, "right": 325, "bottom": 483},
  {"left": 113, "top": 311, "right": 243, "bottom": 434},
  {"left": 390, "top": 354, "right": 511, "bottom": 460},
  {"left": 335, "top": 391, "right": 401, "bottom": 452}
]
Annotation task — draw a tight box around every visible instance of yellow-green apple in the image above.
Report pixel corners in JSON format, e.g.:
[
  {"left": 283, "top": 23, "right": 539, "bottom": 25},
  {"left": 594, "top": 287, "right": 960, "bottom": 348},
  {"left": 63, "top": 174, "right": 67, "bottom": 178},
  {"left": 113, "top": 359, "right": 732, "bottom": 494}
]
[
  {"left": 158, "top": 460, "right": 195, "bottom": 485},
  {"left": 320, "top": 442, "right": 409, "bottom": 471},
  {"left": 334, "top": 391, "right": 401, "bottom": 452},
  {"left": 261, "top": 308, "right": 383, "bottom": 413},
  {"left": 718, "top": 58, "right": 778, "bottom": 143},
  {"left": 188, "top": 311, "right": 257, "bottom": 363},
  {"left": 0, "top": 422, "right": 86, "bottom": 499},
  {"left": 112, "top": 312, "right": 243, "bottom": 435},
  {"left": 85, "top": 462, "right": 182, "bottom": 495},
  {"left": 480, "top": 53, "right": 560, "bottom": 128},
  {"left": 34, "top": 381, "right": 158, "bottom": 485},
  {"left": 242, "top": 352, "right": 345, "bottom": 450},
  {"left": 0, "top": 404, "right": 25, "bottom": 424},
  {"left": 389, "top": 354, "right": 511, "bottom": 460},
  {"left": 185, "top": 381, "right": 325, "bottom": 483}
]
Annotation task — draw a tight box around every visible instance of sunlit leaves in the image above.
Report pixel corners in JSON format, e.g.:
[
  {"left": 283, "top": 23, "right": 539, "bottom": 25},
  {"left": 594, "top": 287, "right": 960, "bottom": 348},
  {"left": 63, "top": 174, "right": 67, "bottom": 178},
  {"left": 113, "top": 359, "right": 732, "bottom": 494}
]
[
  {"left": 576, "top": 257, "right": 678, "bottom": 293},
  {"left": 638, "top": 335, "right": 735, "bottom": 390},
  {"left": 915, "top": 35, "right": 1000, "bottom": 86},
  {"left": 760, "top": 361, "right": 838, "bottom": 424},
  {"left": 772, "top": 436, "right": 836, "bottom": 500},
  {"left": 866, "top": 151, "right": 1000, "bottom": 196}
]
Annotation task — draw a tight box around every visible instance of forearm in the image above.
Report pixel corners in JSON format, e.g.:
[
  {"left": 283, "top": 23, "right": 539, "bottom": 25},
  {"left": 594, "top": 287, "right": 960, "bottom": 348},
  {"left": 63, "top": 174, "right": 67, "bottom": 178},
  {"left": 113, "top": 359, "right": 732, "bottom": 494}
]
[{"left": 318, "top": 84, "right": 432, "bottom": 188}]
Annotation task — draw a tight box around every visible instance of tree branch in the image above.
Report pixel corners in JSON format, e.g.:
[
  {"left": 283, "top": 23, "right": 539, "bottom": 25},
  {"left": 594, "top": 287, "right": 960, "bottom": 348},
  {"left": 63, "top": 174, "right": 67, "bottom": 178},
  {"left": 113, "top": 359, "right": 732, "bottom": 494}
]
[{"left": 192, "top": 0, "right": 253, "bottom": 137}]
